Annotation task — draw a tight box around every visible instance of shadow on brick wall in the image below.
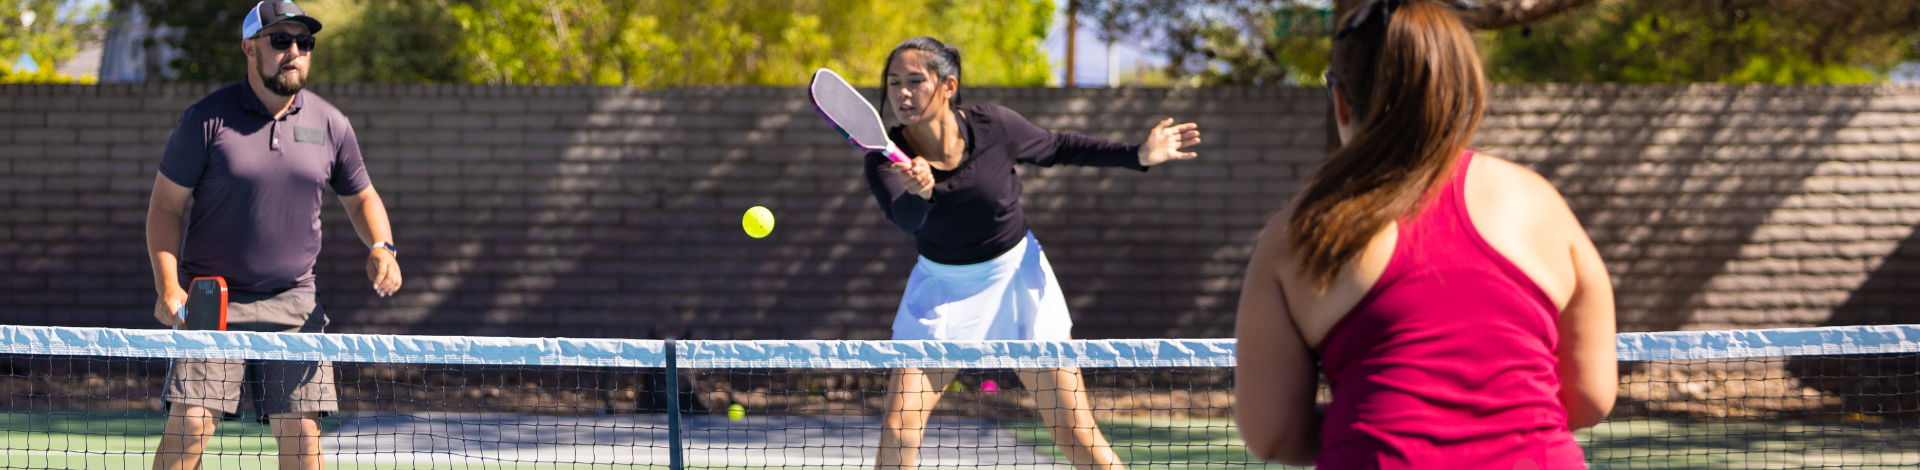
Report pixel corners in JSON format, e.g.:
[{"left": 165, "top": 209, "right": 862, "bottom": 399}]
[
  {"left": 6, "top": 84, "right": 1912, "bottom": 339},
  {"left": 1791, "top": 224, "right": 1920, "bottom": 421},
  {"left": 313, "top": 88, "right": 926, "bottom": 340},
  {"left": 1498, "top": 85, "right": 1871, "bottom": 333},
  {"left": 1828, "top": 224, "right": 1920, "bottom": 326},
  {"left": 305, "top": 87, "right": 1309, "bottom": 340}
]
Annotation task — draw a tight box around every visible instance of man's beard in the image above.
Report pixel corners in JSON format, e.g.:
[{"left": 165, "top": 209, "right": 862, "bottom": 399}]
[{"left": 260, "top": 61, "right": 307, "bottom": 97}]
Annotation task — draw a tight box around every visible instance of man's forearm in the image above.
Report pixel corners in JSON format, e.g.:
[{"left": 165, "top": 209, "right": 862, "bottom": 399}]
[
  {"left": 343, "top": 189, "right": 392, "bottom": 247},
  {"left": 146, "top": 207, "right": 184, "bottom": 293}
]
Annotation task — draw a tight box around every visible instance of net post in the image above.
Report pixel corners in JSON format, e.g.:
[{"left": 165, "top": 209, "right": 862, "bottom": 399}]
[{"left": 665, "top": 338, "right": 684, "bottom": 470}]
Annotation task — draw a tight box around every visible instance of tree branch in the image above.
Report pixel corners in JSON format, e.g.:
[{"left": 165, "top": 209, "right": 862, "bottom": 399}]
[{"left": 1442, "top": 0, "right": 1599, "bottom": 30}]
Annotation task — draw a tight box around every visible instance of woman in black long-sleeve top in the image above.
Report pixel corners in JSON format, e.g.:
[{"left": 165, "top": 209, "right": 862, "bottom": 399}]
[{"left": 867, "top": 37, "right": 1201, "bottom": 470}]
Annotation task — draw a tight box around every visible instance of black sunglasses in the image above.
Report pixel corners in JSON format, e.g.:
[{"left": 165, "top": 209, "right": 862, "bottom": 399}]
[{"left": 253, "top": 32, "right": 316, "bottom": 53}]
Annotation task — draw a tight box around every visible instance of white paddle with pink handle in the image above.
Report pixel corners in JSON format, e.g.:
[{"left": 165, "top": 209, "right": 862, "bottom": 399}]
[{"left": 809, "top": 68, "right": 910, "bottom": 164}]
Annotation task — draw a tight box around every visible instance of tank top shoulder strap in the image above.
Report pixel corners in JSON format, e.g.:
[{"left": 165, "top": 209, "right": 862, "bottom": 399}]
[
  {"left": 1451, "top": 150, "right": 1475, "bottom": 192},
  {"left": 1433, "top": 150, "right": 1557, "bottom": 312},
  {"left": 1314, "top": 151, "right": 1478, "bottom": 355},
  {"left": 1395, "top": 150, "right": 1473, "bottom": 235},
  {"left": 1429, "top": 150, "right": 1476, "bottom": 221}
]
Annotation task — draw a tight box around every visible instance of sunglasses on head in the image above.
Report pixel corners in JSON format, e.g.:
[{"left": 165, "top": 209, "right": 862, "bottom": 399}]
[
  {"left": 253, "top": 32, "right": 316, "bottom": 53},
  {"left": 1335, "top": 0, "right": 1405, "bottom": 39}
]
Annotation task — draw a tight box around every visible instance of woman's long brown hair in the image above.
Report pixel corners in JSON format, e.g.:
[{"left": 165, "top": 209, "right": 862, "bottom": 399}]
[{"left": 1289, "top": 0, "right": 1488, "bottom": 289}]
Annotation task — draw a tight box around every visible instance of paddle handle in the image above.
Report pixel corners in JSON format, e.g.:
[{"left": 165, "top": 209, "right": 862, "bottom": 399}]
[{"left": 880, "top": 142, "right": 910, "bottom": 164}]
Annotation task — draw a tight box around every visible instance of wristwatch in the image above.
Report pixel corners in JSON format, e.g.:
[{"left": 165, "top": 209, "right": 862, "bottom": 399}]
[{"left": 371, "top": 241, "right": 397, "bottom": 256}]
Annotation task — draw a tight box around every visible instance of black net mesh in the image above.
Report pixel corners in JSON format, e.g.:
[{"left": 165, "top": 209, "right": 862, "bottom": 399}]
[
  {"left": 1589, "top": 352, "right": 1920, "bottom": 468},
  {"left": 4, "top": 335, "right": 1919, "bottom": 469}
]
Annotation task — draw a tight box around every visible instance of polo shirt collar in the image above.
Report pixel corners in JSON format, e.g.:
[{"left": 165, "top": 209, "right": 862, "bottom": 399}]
[{"left": 239, "top": 82, "right": 305, "bottom": 118}]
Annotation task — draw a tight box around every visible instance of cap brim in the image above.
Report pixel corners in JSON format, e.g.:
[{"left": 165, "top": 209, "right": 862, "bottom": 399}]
[{"left": 262, "top": 15, "right": 323, "bottom": 35}]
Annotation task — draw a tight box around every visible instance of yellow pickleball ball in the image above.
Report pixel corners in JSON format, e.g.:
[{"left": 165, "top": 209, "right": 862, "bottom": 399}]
[
  {"left": 728, "top": 403, "right": 747, "bottom": 421},
  {"left": 742, "top": 206, "right": 775, "bottom": 238}
]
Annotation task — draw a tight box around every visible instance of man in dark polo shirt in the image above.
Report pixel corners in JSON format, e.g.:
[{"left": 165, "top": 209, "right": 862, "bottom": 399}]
[{"left": 143, "top": 2, "right": 400, "bottom": 469}]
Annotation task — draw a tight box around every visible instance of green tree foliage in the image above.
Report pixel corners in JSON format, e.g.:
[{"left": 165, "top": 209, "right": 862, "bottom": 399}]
[
  {"left": 1171, "top": 2, "right": 1332, "bottom": 86},
  {"left": 129, "top": 0, "right": 254, "bottom": 82},
  {"left": 134, "top": 0, "right": 1052, "bottom": 87},
  {"left": 1089, "top": 0, "right": 1916, "bottom": 86},
  {"left": 444, "top": 0, "right": 1054, "bottom": 88},
  {"left": 0, "top": 66, "right": 95, "bottom": 83},
  {"left": 1479, "top": 0, "right": 1920, "bottom": 83},
  {"left": 0, "top": 0, "right": 105, "bottom": 83},
  {"left": 134, "top": 0, "right": 463, "bottom": 83},
  {"left": 1077, "top": 0, "right": 1333, "bottom": 87},
  {"left": 305, "top": 0, "right": 465, "bottom": 83}
]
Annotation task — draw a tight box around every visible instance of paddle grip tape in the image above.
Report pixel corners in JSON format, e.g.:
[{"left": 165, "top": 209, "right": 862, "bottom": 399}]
[{"left": 880, "top": 143, "right": 910, "bottom": 164}]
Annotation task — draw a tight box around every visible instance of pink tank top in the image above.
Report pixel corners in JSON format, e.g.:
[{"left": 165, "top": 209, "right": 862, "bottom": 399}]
[{"left": 1313, "top": 151, "right": 1586, "bottom": 469}]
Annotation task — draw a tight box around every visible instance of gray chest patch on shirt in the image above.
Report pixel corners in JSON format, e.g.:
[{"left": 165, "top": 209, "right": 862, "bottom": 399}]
[{"left": 293, "top": 126, "right": 326, "bottom": 144}]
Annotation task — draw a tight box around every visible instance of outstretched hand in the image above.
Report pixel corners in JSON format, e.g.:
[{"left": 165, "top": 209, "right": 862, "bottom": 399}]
[{"left": 1139, "top": 118, "right": 1201, "bottom": 167}]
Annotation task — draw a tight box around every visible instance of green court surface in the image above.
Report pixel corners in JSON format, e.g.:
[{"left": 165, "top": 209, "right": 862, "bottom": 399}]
[
  {"left": 0, "top": 409, "right": 364, "bottom": 470},
  {"left": 1014, "top": 416, "right": 1920, "bottom": 469},
  {"left": 5, "top": 409, "right": 1917, "bottom": 469},
  {"left": 1, "top": 410, "right": 662, "bottom": 470},
  {"left": 0, "top": 413, "right": 655, "bottom": 469},
  {"left": 1579, "top": 418, "right": 1920, "bottom": 469},
  {"left": 3, "top": 409, "right": 1040, "bottom": 469},
  {"left": 1009, "top": 417, "right": 1302, "bottom": 469}
]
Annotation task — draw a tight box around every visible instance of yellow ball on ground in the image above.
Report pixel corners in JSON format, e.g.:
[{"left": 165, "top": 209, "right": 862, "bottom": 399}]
[
  {"left": 743, "top": 206, "right": 775, "bottom": 238},
  {"left": 727, "top": 403, "right": 747, "bottom": 421}
]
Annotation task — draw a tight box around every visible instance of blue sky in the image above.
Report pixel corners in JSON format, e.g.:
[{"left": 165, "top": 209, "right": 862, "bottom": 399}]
[{"left": 64, "top": 0, "right": 108, "bottom": 20}]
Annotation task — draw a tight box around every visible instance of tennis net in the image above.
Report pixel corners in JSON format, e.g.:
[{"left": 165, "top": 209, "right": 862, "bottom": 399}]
[{"left": 1, "top": 324, "right": 1916, "bottom": 469}]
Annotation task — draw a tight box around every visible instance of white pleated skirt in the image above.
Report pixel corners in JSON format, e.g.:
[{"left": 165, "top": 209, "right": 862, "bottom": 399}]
[{"left": 891, "top": 231, "right": 1074, "bottom": 341}]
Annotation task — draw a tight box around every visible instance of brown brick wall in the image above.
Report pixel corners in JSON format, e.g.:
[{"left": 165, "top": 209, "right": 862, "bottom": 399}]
[
  {"left": 3, "top": 83, "right": 1917, "bottom": 339},
  {"left": 1476, "top": 85, "right": 1920, "bottom": 332}
]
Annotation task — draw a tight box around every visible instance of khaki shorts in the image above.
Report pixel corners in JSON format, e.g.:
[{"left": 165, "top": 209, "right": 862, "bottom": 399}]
[{"left": 162, "top": 291, "right": 337, "bottom": 422}]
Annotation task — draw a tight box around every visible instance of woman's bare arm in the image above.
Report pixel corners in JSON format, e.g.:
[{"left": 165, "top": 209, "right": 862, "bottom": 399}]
[
  {"left": 1557, "top": 230, "right": 1618, "bottom": 430},
  {"left": 1234, "top": 208, "right": 1325, "bottom": 465}
]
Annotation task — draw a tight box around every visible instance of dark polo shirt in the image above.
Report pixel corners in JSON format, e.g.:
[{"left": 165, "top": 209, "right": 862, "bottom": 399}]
[{"left": 160, "top": 82, "right": 371, "bottom": 296}]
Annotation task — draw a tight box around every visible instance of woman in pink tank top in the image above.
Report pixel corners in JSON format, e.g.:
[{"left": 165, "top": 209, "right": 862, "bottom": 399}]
[{"left": 1232, "top": 1, "right": 1619, "bottom": 469}]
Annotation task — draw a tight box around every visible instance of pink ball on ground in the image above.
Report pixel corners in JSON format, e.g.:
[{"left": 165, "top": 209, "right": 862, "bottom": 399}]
[{"left": 981, "top": 380, "right": 1000, "bottom": 393}]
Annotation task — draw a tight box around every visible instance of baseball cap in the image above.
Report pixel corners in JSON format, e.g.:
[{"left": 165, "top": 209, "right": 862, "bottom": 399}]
[{"left": 241, "top": 0, "right": 323, "bottom": 39}]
